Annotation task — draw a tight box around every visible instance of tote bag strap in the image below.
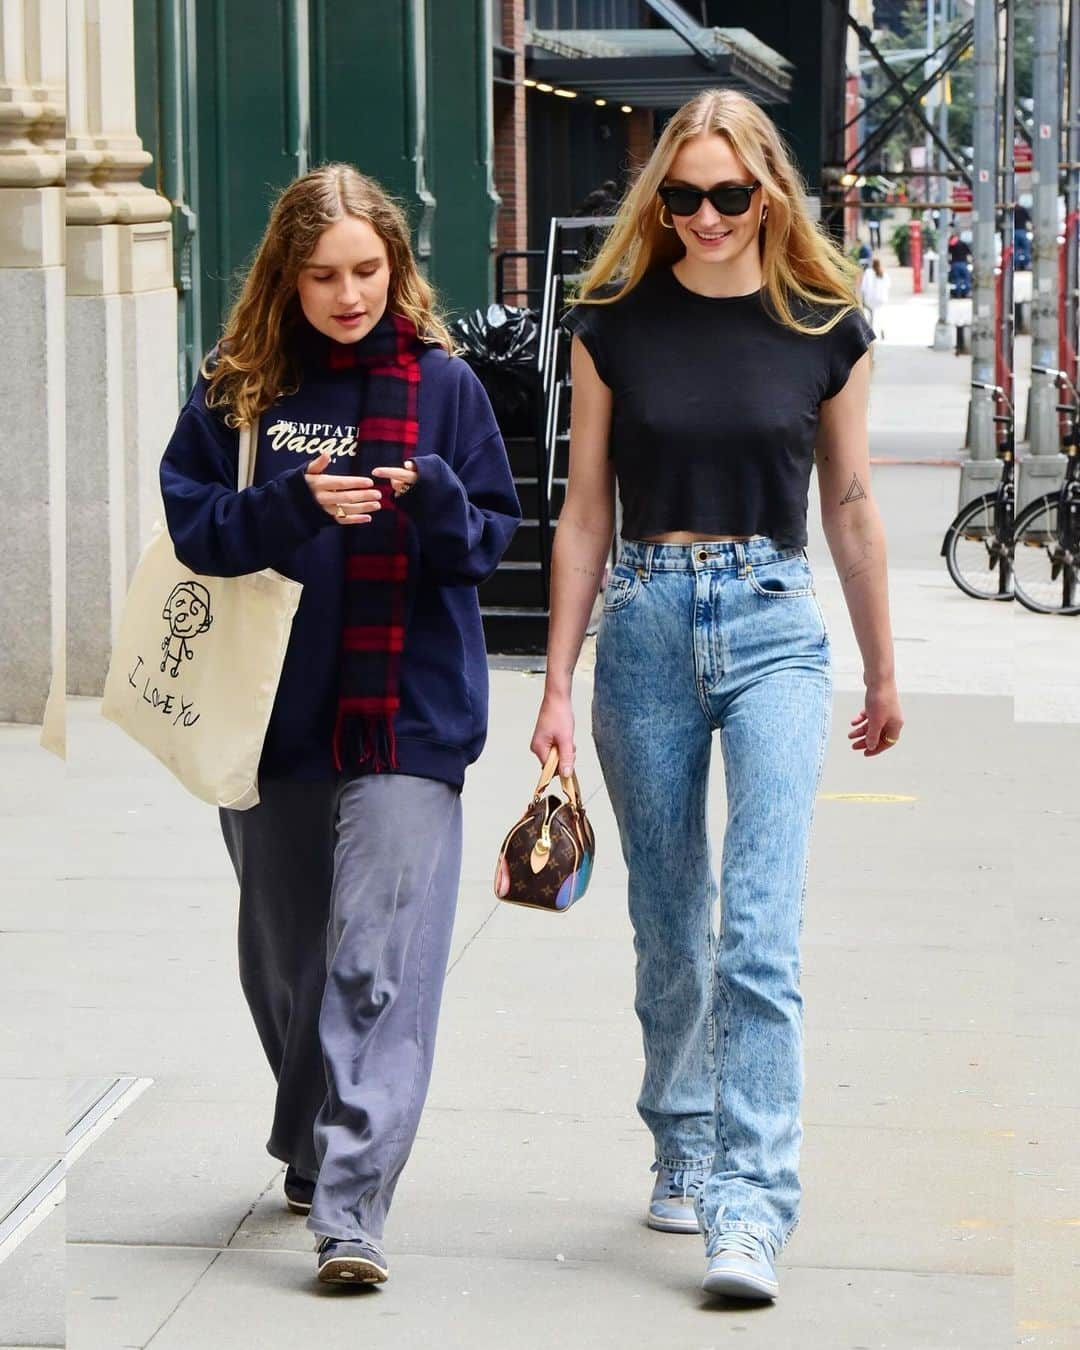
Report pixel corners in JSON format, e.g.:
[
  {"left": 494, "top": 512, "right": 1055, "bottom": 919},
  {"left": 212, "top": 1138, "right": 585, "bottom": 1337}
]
[{"left": 237, "top": 416, "right": 261, "bottom": 491}]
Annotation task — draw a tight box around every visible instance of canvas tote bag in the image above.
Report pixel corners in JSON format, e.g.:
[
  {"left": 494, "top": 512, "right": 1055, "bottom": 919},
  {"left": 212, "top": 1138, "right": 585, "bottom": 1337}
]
[{"left": 102, "top": 418, "right": 302, "bottom": 809}]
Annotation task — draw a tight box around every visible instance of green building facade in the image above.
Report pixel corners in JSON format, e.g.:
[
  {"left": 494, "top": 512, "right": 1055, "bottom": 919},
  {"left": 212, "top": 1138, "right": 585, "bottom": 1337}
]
[
  {"left": 134, "top": 0, "right": 499, "bottom": 392},
  {"left": 133, "top": 0, "right": 840, "bottom": 396}
]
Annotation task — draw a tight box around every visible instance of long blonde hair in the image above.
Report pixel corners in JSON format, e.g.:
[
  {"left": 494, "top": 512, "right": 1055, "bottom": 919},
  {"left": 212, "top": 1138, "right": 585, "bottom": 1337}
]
[
  {"left": 578, "top": 89, "right": 859, "bottom": 334},
  {"left": 204, "top": 163, "right": 455, "bottom": 426}
]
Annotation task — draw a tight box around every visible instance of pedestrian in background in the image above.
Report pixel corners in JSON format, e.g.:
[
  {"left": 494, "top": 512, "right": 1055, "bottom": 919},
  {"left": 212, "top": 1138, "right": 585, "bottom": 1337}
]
[
  {"left": 860, "top": 256, "right": 890, "bottom": 339},
  {"left": 159, "top": 164, "right": 519, "bottom": 1287},
  {"left": 532, "top": 88, "right": 903, "bottom": 1303}
]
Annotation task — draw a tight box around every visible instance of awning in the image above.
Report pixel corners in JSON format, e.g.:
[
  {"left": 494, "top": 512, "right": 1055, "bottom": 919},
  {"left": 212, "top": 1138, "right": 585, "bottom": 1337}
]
[{"left": 524, "top": 26, "right": 793, "bottom": 109}]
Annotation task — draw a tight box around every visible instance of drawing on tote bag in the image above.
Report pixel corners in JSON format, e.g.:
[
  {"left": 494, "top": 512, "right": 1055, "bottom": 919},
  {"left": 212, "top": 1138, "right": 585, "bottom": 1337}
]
[
  {"left": 160, "top": 581, "right": 214, "bottom": 676},
  {"left": 102, "top": 415, "right": 303, "bottom": 809}
]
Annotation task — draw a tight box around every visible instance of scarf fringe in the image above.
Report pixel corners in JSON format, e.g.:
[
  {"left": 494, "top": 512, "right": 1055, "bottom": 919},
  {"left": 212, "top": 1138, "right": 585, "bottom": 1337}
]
[{"left": 333, "top": 709, "right": 399, "bottom": 775}]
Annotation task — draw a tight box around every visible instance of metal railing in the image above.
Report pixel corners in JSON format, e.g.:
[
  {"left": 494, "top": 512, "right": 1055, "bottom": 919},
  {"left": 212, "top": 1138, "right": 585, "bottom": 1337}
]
[
  {"left": 537, "top": 217, "right": 612, "bottom": 493},
  {"left": 492, "top": 218, "right": 614, "bottom": 604},
  {"left": 534, "top": 217, "right": 615, "bottom": 597}
]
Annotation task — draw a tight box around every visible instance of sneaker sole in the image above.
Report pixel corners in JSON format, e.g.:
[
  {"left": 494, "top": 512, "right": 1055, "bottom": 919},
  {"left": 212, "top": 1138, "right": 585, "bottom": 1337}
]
[
  {"left": 285, "top": 1196, "right": 312, "bottom": 1215},
  {"left": 646, "top": 1211, "right": 700, "bottom": 1234},
  {"left": 701, "top": 1268, "right": 778, "bottom": 1301},
  {"left": 318, "top": 1256, "right": 388, "bottom": 1285}
]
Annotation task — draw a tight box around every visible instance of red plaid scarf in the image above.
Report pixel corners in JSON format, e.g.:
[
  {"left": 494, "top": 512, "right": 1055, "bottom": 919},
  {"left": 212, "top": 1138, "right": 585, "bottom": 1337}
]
[{"left": 327, "top": 312, "right": 425, "bottom": 774}]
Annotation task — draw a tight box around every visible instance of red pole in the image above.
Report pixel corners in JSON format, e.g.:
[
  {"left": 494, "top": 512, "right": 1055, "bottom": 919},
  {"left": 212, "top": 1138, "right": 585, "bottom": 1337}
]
[
  {"left": 909, "top": 218, "right": 923, "bottom": 294},
  {"left": 844, "top": 73, "right": 860, "bottom": 245},
  {"left": 995, "top": 251, "right": 1011, "bottom": 412}
]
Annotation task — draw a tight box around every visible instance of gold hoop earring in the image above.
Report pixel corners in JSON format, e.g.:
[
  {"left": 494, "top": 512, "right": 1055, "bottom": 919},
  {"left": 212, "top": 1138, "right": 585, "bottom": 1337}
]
[{"left": 659, "top": 205, "right": 675, "bottom": 230}]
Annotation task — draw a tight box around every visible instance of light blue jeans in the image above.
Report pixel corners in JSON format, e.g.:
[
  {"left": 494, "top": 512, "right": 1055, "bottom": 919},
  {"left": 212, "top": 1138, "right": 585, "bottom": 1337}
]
[{"left": 592, "top": 538, "right": 832, "bottom": 1256}]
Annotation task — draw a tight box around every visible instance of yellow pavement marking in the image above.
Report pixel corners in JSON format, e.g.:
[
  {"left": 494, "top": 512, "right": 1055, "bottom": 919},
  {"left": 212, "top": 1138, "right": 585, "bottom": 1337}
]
[
  {"left": 1017, "top": 1321, "right": 1058, "bottom": 1331},
  {"left": 990, "top": 1129, "right": 1016, "bottom": 1139},
  {"left": 818, "top": 792, "right": 918, "bottom": 803},
  {"left": 957, "top": 1218, "right": 1002, "bottom": 1230}
]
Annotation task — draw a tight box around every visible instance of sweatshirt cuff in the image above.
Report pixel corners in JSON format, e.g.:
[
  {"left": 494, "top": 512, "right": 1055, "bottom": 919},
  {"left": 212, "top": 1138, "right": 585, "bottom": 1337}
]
[
  {"left": 397, "top": 453, "right": 462, "bottom": 521},
  {"left": 282, "top": 461, "right": 337, "bottom": 533}
]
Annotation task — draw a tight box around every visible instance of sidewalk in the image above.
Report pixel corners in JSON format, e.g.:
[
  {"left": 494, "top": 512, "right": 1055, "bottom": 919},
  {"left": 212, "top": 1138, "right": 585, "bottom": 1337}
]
[
  {"left": 2, "top": 299, "right": 1079, "bottom": 1350},
  {"left": 860, "top": 262, "right": 1034, "bottom": 464}
]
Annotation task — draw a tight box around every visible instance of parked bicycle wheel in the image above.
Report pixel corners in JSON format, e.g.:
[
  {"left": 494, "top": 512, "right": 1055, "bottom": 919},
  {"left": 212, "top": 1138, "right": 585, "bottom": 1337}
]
[
  {"left": 1012, "top": 495, "right": 1080, "bottom": 614},
  {"left": 943, "top": 492, "right": 1014, "bottom": 600}
]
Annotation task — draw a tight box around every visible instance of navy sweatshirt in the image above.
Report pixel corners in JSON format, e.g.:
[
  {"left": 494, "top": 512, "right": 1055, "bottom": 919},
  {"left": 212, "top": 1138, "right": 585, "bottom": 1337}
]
[{"left": 159, "top": 331, "right": 521, "bottom": 789}]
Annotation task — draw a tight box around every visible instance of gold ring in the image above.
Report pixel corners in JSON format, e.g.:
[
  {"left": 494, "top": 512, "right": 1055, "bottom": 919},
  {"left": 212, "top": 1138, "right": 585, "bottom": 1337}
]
[
  {"left": 336, "top": 503, "right": 346, "bottom": 519},
  {"left": 883, "top": 734, "right": 899, "bottom": 744}
]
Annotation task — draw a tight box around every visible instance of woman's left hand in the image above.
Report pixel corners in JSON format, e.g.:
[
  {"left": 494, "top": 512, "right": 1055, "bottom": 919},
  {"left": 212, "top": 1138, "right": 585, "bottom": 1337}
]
[
  {"left": 848, "top": 677, "right": 904, "bottom": 756},
  {"left": 372, "top": 461, "right": 419, "bottom": 498}
]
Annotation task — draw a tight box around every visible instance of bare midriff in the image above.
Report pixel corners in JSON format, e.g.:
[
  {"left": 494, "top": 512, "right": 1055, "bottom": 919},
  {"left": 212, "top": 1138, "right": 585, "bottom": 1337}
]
[{"left": 641, "top": 532, "right": 755, "bottom": 544}]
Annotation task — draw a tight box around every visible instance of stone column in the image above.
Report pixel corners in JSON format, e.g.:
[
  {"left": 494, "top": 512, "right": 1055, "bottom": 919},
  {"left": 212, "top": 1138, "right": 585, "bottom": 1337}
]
[
  {"left": 0, "top": 0, "right": 66, "bottom": 724},
  {"left": 66, "top": 0, "right": 177, "bottom": 696}
]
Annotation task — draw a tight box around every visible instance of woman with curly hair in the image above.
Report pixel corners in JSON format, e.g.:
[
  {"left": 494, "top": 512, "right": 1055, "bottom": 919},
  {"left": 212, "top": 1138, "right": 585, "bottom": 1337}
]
[
  {"left": 160, "top": 164, "right": 519, "bottom": 1286},
  {"left": 531, "top": 89, "right": 903, "bottom": 1301}
]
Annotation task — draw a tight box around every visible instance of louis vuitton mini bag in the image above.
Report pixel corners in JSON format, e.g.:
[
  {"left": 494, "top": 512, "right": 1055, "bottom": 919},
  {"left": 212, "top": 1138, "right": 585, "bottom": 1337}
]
[{"left": 494, "top": 748, "right": 595, "bottom": 913}]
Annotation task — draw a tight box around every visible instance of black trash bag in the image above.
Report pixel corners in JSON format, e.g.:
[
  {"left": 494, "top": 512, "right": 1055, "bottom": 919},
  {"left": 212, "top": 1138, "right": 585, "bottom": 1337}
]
[{"left": 451, "top": 305, "right": 539, "bottom": 435}]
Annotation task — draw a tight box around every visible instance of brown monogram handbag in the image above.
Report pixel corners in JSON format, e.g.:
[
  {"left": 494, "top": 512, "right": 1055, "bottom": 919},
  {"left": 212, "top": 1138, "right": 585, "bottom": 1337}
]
[{"left": 494, "top": 748, "right": 596, "bottom": 913}]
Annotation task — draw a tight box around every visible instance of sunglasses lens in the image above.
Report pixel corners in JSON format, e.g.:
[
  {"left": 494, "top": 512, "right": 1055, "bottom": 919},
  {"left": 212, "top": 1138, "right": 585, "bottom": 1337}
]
[
  {"left": 709, "top": 188, "right": 752, "bottom": 216},
  {"left": 661, "top": 188, "right": 703, "bottom": 216}
]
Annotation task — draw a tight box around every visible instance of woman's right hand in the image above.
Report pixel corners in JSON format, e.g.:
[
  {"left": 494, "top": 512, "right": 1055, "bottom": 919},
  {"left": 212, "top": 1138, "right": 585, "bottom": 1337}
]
[
  {"left": 305, "top": 452, "right": 384, "bottom": 524},
  {"left": 530, "top": 688, "right": 576, "bottom": 777}
]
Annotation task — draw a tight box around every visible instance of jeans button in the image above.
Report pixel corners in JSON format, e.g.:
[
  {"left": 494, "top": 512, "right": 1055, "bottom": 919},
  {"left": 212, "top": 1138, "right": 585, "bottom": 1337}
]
[{"left": 696, "top": 549, "right": 708, "bottom": 563}]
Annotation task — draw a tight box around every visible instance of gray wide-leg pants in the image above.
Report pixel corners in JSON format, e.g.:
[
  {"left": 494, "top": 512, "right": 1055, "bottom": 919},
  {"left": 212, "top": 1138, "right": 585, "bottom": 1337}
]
[{"left": 220, "top": 773, "right": 462, "bottom": 1241}]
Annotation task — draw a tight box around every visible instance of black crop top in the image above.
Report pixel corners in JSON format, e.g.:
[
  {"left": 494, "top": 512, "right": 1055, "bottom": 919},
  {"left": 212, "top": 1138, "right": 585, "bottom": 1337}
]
[{"left": 563, "top": 268, "right": 874, "bottom": 547}]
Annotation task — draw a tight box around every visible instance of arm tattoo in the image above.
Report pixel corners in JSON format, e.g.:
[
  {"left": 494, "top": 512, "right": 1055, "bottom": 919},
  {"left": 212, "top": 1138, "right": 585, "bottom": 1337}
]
[
  {"left": 571, "top": 564, "right": 600, "bottom": 579},
  {"left": 841, "top": 473, "right": 867, "bottom": 505},
  {"left": 842, "top": 539, "right": 874, "bottom": 584}
]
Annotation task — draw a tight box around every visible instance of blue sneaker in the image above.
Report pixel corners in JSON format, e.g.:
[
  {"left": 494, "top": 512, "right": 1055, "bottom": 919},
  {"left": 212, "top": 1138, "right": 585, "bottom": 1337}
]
[
  {"left": 702, "top": 1231, "right": 779, "bottom": 1300},
  {"left": 646, "top": 1163, "right": 708, "bottom": 1233},
  {"left": 283, "top": 1166, "right": 314, "bottom": 1215},
  {"left": 316, "top": 1235, "right": 389, "bottom": 1285}
]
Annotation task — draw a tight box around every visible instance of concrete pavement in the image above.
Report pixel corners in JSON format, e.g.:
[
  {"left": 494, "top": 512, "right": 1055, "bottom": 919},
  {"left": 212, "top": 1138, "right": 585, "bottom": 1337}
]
[{"left": 2, "top": 281, "right": 1079, "bottom": 1349}]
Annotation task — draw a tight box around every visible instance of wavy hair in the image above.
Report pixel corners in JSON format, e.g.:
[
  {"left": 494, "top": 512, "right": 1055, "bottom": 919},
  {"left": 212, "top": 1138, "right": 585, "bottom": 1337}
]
[
  {"left": 577, "top": 89, "right": 859, "bottom": 334},
  {"left": 203, "top": 164, "right": 455, "bottom": 425}
]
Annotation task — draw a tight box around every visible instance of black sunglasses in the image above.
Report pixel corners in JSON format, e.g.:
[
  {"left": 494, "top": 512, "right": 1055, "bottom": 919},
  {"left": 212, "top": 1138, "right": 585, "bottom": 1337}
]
[{"left": 657, "top": 181, "right": 761, "bottom": 218}]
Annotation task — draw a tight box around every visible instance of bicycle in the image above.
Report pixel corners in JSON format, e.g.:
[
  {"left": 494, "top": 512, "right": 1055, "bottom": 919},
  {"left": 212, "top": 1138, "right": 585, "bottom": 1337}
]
[
  {"left": 1011, "top": 365, "right": 1080, "bottom": 615},
  {"left": 941, "top": 382, "right": 1015, "bottom": 601}
]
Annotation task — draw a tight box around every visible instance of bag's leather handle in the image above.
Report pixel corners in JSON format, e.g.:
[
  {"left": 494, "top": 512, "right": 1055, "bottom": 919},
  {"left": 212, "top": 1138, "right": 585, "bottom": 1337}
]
[
  {"left": 534, "top": 747, "right": 583, "bottom": 810},
  {"left": 237, "top": 416, "right": 261, "bottom": 491}
]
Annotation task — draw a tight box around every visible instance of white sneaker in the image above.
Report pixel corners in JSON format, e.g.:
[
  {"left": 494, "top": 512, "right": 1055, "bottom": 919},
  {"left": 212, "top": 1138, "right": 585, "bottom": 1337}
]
[
  {"left": 646, "top": 1164, "right": 707, "bottom": 1234},
  {"left": 702, "top": 1231, "right": 779, "bottom": 1300}
]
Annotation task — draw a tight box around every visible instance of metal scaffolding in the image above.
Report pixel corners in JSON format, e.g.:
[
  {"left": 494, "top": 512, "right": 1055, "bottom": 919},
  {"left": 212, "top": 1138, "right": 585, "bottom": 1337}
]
[
  {"left": 836, "top": 1, "right": 1078, "bottom": 511},
  {"left": 1027, "top": 0, "right": 1063, "bottom": 459},
  {"left": 965, "top": 0, "right": 998, "bottom": 473}
]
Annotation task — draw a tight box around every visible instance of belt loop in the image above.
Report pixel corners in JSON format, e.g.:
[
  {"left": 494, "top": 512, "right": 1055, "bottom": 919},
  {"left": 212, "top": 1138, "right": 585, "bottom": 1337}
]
[
  {"left": 642, "top": 542, "right": 654, "bottom": 580},
  {"left": 734, "top": 541, "right": 747, "bottom": 578}
]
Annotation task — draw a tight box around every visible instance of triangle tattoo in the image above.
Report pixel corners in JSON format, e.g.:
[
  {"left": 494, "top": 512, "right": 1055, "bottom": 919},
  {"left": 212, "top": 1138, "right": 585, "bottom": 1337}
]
[{"left": 841, "top": 473, "right": 867, "bottom": 505}]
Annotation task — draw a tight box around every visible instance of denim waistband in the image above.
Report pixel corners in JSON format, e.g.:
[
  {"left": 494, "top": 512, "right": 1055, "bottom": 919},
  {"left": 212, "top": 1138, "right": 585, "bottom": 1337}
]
[{"left": 616, "top": 537, "right": 805, "bottom": 576}]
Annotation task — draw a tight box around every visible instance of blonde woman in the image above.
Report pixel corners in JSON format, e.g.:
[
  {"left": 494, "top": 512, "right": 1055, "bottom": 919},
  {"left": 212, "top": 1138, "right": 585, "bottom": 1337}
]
[
  {"left": 860, "top": 256, "right": 890, "bottom": 338},
  {"left": 160, "top": 165, "right": 519, "bottom": 1286},
  {"left": 530, "top": 90, "right": 903, "bottom": 1301}
]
